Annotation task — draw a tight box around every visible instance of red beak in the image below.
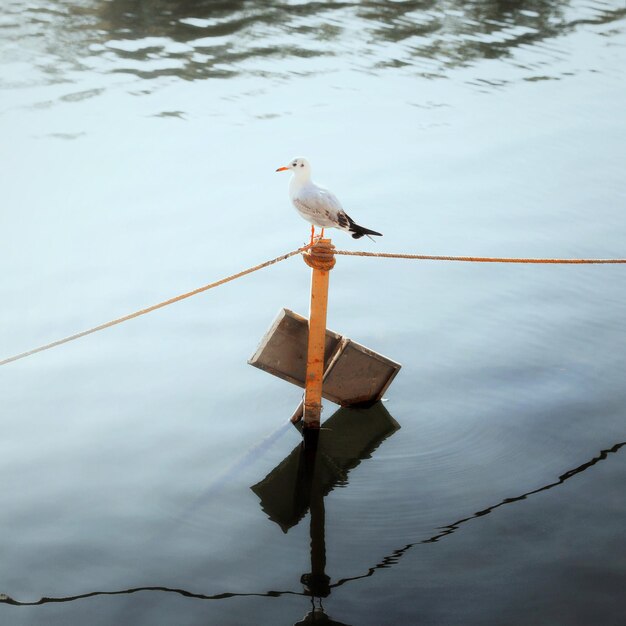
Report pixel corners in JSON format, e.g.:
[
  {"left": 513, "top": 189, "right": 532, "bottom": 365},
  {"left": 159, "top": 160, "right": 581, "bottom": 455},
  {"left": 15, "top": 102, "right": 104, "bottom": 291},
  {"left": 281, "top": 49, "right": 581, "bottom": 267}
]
[{"left": 275, "top": 166, "right": 289, "bottom": 172}]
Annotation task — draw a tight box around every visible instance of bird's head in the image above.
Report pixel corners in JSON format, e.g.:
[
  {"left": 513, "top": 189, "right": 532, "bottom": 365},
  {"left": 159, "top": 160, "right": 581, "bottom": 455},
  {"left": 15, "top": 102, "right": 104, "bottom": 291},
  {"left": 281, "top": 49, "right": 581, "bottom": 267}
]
[{"left": 275, "top": 157, "right": 311, "bottom": 178}]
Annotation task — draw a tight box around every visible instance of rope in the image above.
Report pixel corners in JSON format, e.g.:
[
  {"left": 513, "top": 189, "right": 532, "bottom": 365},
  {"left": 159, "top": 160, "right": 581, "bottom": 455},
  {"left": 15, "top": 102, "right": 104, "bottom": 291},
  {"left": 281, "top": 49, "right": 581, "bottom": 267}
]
[
  {"left": 303, "top": 238, "right": 337, "bottom": 271},
  {"left": 0, "top": 246, "right": 308, "bottom": 367},
  {"left": 2, "top": 242, "right": 625, "bottom": 367},
  {"left": 334, "top": 250, "right": 626, "bottom": 264}
]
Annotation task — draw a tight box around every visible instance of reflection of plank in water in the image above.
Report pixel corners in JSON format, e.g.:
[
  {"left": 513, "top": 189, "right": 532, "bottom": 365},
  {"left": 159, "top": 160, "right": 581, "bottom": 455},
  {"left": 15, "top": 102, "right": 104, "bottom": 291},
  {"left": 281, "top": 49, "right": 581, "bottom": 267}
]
[
  {"left": 2, "top": 441, "right": 622, "bottom": 608},
  {"left": 251, "top": 403, "right": 401, "bottom": 533}
]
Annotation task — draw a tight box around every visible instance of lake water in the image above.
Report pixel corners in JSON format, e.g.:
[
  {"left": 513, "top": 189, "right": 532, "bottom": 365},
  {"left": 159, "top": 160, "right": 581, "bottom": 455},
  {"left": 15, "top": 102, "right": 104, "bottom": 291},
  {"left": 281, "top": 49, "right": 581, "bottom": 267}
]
[{"left": 1, "top": 1, "right": 625, "bottom": 624}]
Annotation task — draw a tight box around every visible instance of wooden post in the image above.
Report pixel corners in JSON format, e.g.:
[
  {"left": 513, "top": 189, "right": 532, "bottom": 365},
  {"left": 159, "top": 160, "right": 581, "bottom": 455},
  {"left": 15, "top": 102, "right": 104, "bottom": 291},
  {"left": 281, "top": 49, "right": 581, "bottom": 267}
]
[{"left": 302, "top": 239, "right": 336, "bottom": 442}]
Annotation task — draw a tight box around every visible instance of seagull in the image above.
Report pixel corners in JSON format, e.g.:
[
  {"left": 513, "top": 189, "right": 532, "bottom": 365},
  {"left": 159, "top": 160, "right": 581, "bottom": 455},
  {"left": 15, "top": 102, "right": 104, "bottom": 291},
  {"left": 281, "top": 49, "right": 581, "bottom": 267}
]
[{"left": 276, "top": 157, "right": 383, "bottom": 245}]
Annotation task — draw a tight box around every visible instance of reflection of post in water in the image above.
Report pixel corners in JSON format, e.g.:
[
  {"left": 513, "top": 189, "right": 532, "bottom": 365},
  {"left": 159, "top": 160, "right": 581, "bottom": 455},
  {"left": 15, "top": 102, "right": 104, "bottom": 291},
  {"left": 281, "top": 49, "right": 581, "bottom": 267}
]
[
  {"left": 298, "top": 437, "right": 330, "bottom": 599},
  {"left": 251, "top": 402, "right": 400, "bottom": 625}
]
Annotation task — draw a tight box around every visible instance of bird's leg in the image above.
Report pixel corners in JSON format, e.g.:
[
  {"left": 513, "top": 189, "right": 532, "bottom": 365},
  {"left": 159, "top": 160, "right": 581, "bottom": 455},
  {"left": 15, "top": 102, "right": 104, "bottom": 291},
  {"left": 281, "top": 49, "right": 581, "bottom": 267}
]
[
  {"left": 310, "top": 225, "right": 315, "bottom": 246},
  {"left": 320, "top": 228, "right": 325, "bottom": 239}
]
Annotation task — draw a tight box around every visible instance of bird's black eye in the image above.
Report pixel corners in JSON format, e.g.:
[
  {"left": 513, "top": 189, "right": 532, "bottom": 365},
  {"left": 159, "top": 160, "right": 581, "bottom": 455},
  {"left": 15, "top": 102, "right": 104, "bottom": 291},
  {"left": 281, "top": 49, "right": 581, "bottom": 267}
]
[{"left": 292, "top": 162, "right": 297, "bottom": 167}]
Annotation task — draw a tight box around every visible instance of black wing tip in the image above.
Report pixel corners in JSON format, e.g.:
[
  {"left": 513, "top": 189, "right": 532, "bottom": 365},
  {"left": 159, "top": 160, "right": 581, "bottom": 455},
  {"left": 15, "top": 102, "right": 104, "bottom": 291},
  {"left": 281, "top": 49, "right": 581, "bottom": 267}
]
[
  {"left": 351, "top": 228, "right": 382, "bottom": 239},
  {"left": 344, "top": 213, "right": 382, "bottom": 239}
]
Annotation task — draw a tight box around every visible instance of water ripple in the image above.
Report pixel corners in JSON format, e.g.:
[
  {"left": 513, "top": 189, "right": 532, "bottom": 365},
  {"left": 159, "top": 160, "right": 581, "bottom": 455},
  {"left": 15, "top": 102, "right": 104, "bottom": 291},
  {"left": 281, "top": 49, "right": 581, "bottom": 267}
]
[{"left": 0, "top": 0, "right": 624, "bottom": 101}]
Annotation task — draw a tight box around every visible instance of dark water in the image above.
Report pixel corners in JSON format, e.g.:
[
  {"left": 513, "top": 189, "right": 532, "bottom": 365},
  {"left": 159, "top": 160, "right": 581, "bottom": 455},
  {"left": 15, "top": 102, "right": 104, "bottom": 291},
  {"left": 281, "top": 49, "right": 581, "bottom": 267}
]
[{"left": 1, "top": 1, "right": 625, "bottom": 625}]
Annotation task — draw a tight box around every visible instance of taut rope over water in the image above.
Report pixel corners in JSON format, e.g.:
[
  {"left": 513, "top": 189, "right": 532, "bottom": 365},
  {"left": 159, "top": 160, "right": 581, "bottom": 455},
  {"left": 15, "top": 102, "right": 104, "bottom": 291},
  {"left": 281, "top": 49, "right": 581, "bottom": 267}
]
[
  {"left": 0, "top": 246, "right": 310, "bottom": 367},
  {"left": 2, "top": 243, "right": 625, "bottom": 367}
]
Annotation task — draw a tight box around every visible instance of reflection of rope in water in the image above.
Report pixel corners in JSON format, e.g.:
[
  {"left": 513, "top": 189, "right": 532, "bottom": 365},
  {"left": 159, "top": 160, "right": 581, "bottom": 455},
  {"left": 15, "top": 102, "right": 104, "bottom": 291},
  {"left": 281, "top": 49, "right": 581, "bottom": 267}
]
[
  {"left": 330, "top": 440, "right": 626, "bottom": 589},
  {"left": 0, "top": 586, "right": 302, "bottom": 606},
  {"left": 187, "top": 420, "right": 292, "bottom": 502},
  {"left": 2, "top": 440, "right": 622, "bottom": 607},
  {"left": 2, "top": 245, "right": 625, "bottom": 367},
  {"left": 143, "top": 420, "right": 293, "bottom": 544}
]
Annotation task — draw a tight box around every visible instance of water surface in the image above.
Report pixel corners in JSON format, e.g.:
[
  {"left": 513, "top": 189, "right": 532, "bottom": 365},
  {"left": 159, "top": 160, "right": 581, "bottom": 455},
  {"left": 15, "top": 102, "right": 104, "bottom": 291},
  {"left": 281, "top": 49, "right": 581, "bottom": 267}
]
[{"left": 1, "top": 1, "right": 625, "bottom": 624}]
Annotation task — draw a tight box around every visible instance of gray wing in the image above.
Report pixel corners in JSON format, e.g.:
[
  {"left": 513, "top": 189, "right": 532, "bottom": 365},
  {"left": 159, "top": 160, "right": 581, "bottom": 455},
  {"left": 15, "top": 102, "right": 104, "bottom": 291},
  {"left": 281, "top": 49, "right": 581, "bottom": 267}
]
[{"left": 293, "top": 187, "right": 352, "bottom": 230}]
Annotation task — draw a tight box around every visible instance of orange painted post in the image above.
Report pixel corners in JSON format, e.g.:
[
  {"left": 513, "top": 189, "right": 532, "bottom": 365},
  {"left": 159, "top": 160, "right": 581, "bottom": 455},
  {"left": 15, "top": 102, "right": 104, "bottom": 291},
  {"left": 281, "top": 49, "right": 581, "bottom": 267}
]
[
  {"left": 305, "top": 265, "right": 329, "bottom": 424},
  {"left": 302, "top": 239, "right": 336, "bottom": 443}
]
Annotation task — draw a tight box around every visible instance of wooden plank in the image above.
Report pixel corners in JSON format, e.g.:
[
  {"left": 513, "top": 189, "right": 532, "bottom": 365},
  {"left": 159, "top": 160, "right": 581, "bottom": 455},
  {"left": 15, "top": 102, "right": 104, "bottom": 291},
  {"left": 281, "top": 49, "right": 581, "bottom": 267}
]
[
  {"left": 322, "top": 338, "right": 401, "bottom": 406},
  {"left": 250, "top": 308, "right": 401, "bottom": 412},
  {"left": 248, "top": 308, "right": 342, "bottom": 389}
]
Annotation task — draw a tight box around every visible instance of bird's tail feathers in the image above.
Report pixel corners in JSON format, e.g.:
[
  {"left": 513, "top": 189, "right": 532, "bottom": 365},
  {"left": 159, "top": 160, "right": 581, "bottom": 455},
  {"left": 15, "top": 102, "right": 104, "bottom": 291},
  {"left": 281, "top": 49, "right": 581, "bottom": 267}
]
[
  {"left": 349, "top": 222, "right": 383, "bottom": 240},
  {"left": 344, "top": 214, "right": 382, "bottom": 240}
]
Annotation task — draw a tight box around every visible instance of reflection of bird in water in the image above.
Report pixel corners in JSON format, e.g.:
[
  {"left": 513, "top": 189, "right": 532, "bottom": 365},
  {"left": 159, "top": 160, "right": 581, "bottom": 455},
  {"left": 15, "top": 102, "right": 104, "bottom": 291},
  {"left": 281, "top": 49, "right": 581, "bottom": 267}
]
[
  {"left": 293, "top": 603, "right": 352, "bottom": 626},
  {"left": 276, "top": 157, "right": 382, "bottom": 245}
]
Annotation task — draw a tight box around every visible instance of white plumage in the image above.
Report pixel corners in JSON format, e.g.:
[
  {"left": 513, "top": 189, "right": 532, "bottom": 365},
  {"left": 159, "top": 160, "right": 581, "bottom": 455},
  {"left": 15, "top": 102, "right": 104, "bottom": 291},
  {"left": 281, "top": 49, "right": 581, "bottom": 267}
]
[{"left": 276, "top": 157, "right": 382, "bottom": 243}]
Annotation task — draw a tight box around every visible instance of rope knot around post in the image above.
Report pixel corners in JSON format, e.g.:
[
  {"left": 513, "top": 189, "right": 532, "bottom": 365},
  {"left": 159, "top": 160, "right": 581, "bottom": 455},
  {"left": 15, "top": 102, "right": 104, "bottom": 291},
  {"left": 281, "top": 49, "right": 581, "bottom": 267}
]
[{"left": 302, "top": 238, "right": 336, "bottom": 271}]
